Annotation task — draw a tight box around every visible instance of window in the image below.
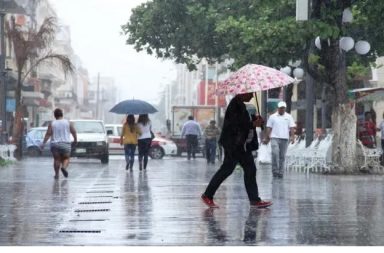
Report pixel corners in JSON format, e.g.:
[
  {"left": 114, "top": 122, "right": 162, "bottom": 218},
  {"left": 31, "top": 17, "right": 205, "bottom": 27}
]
[{"left": 72, "top": 121, "right": 104, "bottom": 133}]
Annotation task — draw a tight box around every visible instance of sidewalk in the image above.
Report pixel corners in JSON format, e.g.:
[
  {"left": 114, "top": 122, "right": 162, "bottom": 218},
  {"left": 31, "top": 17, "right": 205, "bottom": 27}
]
[{"left": 1, "top": 156, "right": 384, "bottom": 246}]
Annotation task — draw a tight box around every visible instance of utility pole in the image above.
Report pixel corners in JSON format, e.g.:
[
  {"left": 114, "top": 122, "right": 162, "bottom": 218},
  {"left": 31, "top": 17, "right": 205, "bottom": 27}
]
[
  {"left": 96, "top": 73, "right": 100, "bottom": 120},
  {"left": 0, "top": 11, "right": 6, "bottom": 144},
  {"left": 297, "top": 0, "right": 315, "bottom": 147},
  {"left": 205, "top": 63, "right": 209, "bottom": 105},
  {"left": 305, "top": 73, "right": 314, "bottom": 147}
]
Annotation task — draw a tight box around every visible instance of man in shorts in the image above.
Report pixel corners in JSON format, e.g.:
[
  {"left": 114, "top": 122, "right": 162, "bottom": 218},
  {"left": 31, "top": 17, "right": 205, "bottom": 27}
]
[{"left": 41, "top": 108, "right": 77, "bottom": 179}]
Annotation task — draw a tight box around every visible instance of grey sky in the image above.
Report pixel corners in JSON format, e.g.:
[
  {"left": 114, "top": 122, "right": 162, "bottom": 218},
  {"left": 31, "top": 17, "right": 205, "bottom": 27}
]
[{"left": 50, "top": 0, "right": 176, "bottom": 104}]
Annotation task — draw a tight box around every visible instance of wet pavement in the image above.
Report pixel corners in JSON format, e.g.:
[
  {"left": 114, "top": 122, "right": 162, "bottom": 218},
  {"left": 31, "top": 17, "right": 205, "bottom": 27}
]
[{"left": 1, "top": 156, "right": 384, "bottom": 246}]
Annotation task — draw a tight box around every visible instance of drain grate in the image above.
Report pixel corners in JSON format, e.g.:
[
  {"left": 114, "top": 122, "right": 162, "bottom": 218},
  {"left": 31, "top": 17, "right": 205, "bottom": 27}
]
[
  {"left": 84, "top": 195, "right": 114, "bottom": 198},
  {"left": 86, "top": 191, "right": 114, "bottom": 193},
  {"left": 69, "top": 219, "right": 108, "bottom": 222},
  {"left": 74, "top": 209, "right": 110, "bottom": 213},
  {"left": 60, "top": 230, "right": 101, "bottom": 233},
  {"left": 78, "top": 201, "right": 112, "bottom": 205}
]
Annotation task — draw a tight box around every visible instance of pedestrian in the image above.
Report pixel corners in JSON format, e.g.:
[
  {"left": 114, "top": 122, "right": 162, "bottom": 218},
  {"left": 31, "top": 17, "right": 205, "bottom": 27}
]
[
  {"left": 204, "top": 120, "right": 221, "bottom": 164},
  {"left": 262, "top": 101, "right": 296, "bottom": 178},
  {"left": 201, "top": 93, "right": 272, "bottom": 208},
  {"left": 181, "top": 115, "right": 202, "bottom": 160},
  {"left": 137, "top": 114, "right": 153, "bottom": 170},
  {"left": 359, "top": 111, "right": 377, "bottom": 148},
  {"left": 41, "top": 108, "right": 77, "bottom": 180},
  {"left": 120, "top": 114, "right": 141, "bottom": 170},
  {"left": 377, "top": 113, "right": 384, "bottom": 164}
]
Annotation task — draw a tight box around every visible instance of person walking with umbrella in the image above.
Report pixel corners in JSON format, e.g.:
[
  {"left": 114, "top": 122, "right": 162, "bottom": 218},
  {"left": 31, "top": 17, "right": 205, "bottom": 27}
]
[
  {"left": 120, "top": 114, "right": 141, "bottom": 170},
  {"left": 201, "top": 64, "right": 294, "bottom": 208},
  {"left": 137, "top": 114, "right": 153, "bottom": 170},
  {"left": 201, "top": 93, "right": 272, "bottom": 208}
]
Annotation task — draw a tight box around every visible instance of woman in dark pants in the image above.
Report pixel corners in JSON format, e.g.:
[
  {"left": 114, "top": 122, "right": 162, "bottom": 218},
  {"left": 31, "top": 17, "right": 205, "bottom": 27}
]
[{"left": 137, "top": 114, "right": 153, "bottom": 170}]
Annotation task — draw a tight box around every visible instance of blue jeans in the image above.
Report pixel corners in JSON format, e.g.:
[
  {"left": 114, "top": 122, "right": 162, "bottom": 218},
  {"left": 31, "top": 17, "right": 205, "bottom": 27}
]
[
  {"left": 124, "top": 144, "right": 136, "bottom": 168},
  {"left": 205, "top": 139, "right": 217, "bottom": 164}
]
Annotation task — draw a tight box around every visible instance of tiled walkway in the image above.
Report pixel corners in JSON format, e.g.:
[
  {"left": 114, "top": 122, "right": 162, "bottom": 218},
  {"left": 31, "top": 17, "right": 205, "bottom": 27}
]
[{"left": 1, "top": 156, "right": 384, "bottom": 246}]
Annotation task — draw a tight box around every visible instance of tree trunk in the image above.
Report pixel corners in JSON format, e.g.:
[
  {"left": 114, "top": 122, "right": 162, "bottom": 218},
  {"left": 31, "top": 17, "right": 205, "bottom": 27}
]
[
  {"left": 285, "top": 83, "right": 293, "bottom": 113},
  {"left": 12, "top": 72, "right": 23, "bottom": 160},
  {"left": 331, "top": 103, "right": 357, "bottom": 173}
]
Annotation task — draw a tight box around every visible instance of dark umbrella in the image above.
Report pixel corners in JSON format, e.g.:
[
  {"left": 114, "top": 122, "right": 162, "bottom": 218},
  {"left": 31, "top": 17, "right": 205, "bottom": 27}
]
[{"left": 109, "top": 99, "right": 158, "bottom": 114}]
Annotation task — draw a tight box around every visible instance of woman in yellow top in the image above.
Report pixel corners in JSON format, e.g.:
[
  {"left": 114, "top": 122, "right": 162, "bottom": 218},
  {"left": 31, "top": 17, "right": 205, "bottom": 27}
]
[{"left": 120, "top": 114, "right": 141, "bottom": 170}]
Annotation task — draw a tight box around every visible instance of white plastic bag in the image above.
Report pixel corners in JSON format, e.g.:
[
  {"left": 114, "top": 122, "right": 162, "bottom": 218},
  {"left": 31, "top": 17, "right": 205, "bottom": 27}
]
[{"left": 257, "top": 143, "right": 271, "bottom": 164}]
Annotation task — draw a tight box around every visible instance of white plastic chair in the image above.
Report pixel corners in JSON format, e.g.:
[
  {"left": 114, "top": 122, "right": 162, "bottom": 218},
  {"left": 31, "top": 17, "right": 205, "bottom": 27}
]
[
  {"left": 356, "top": 140, "right": 383, "bottom": 173},
  {"left": 304, "top": 134, "right": 333, "bottom": 173}
]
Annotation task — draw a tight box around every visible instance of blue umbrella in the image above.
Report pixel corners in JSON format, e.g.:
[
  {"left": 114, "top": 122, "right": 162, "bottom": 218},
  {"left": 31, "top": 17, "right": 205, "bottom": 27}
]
[{"left": 109, "top": 99, "right": 158, "bottom": 114}]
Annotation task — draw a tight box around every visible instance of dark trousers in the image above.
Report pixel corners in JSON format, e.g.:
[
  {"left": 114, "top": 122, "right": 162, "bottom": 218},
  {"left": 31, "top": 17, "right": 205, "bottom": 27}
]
[
  {"left": 186, "top": 134, "right": 198, "bottom": 159},
  {"left": 205, "top": 139, "right": 217, "bottom": 164},
  {"left": 204, "top": 149, "right": 261, "bottom": 202},
  {"left": 124, "top": 144, "right": 136, "bottom": 168},
  {"left": 138, "top": 138, "right": 152, "bottom": 169}
]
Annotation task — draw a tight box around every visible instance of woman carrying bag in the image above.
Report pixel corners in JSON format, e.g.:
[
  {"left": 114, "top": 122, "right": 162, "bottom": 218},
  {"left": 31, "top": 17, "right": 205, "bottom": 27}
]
[{"left": 137, "top": 114, "right": 153, "bottom": 170}]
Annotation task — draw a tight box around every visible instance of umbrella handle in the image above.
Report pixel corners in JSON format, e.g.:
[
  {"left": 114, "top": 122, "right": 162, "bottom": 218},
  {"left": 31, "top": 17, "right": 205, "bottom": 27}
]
[
  {"left": 253, "top": 92, "right": 264, "bottom": 130},
  {"left": 253, "top": 92, "right": 260, "bottom": 114}
]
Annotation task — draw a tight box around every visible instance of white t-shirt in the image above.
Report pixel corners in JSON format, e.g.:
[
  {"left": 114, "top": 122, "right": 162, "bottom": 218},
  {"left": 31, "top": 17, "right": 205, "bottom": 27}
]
[
  {"left": 138, "top": 122, "right": 152, "bottom": 139},
  {"left": 266, "top": 112, "right": 296, "bottom": 139},
  {"left": 379, "top": 121, "right": 384, "bottom": 140},
  {"left": 51, "top": 119, "right": 71, "bottom": 143}
]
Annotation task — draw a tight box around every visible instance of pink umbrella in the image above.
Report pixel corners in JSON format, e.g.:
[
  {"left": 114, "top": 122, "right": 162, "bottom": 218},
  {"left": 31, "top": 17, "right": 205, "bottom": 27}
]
[{"left": 217, "top": 64, "right": 295, "bottom": 95}]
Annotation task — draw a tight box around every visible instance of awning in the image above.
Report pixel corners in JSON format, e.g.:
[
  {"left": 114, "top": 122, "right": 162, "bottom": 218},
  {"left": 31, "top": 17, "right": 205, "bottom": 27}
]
[{"left": 8, "top": 91, "right": 44, "bottom": 99}]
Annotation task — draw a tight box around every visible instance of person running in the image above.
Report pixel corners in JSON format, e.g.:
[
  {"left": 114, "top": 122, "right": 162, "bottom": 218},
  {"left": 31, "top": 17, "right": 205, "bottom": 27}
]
[
  {"left": 262, "top": 101, "right": 296, "bottom": 178},
  {"left": 201, "top": 93, "right": 272, "bottom": 209},
  {"left": 181, "top": 115, "right": 202, "bottom": 160},
  {"left": 41, "top": 108, "right": 77, "bottom": 180},
  {"left": 137, "top": 114, "right": 153, "bottom": 170},
  {"left": 120, "top": 114, "right": 141, "bottom": 170},
  {"left": 204, "top": 120, "right": 221, "bottom": 164}
]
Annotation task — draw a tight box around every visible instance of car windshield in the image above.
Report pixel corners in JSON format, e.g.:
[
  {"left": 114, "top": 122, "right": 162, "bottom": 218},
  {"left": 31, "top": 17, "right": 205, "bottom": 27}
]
[{"left": 73, "top": 121, "right": 105, "bottom": 133}]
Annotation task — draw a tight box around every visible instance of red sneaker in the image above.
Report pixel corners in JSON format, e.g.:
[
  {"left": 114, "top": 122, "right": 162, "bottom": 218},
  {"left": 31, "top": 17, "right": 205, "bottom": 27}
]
[
  {"left": 250, "top": 200, "right": 272, "bottom": 208},
  {"left": 201, "top": 194, "right": 219, "bottom": 208}
]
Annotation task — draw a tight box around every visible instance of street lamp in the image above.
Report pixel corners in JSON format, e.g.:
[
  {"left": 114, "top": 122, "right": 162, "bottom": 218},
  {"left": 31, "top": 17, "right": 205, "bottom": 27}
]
[{"left": 279, "top": 64, "right": 305, "bottom": 113}]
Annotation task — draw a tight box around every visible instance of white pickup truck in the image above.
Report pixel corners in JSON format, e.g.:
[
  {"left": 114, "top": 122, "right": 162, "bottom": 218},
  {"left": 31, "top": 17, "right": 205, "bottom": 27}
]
[{"left": 70, "top": 120, "right": 109, "bottom": 164}]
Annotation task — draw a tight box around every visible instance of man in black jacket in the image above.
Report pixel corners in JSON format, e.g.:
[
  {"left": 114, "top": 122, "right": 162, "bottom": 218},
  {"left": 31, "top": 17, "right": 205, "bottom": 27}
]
[{"left": 201, "top": 93, "right": 272, "bottom": 208}]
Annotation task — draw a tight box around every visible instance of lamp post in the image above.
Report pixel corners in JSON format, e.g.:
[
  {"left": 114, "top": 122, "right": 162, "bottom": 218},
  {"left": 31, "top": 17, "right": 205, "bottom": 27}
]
[{"left": 280, "top": 64, "right": 304, "bottom": 110}]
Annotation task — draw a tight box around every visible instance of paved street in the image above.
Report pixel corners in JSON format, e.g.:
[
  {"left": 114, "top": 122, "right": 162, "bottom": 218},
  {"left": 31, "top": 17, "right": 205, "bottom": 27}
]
[{"left": 1, "top": 155, "right": 384, "bottom": 246}]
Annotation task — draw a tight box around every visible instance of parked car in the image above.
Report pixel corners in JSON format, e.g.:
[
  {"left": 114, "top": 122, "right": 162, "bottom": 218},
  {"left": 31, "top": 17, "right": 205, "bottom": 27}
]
[
  {"left": 105, "top": 124, "right": 177, "bottom": 159},
  {"left": 71, "top": 120, "right": 109, "bottom": 164},
  {"left": 24, "top": 127, "right": 50, "bottom": 156}
]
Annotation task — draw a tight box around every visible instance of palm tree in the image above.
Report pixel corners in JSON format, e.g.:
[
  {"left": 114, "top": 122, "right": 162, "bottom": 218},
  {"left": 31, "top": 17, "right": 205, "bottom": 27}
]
[{"left": 6, "top": 15, "right": 74, "bottom": 159}]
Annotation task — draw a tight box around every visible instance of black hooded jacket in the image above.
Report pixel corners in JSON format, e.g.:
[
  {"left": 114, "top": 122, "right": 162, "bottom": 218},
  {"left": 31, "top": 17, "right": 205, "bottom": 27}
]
[{"left": 218, "top": 96, "right": 252, "bottom": 154}]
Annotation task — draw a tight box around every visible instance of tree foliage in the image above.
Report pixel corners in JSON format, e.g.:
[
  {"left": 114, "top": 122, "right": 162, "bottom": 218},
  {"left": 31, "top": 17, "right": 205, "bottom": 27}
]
[{"left": 123, "top": 0, "right": 384, "bottom": 83}]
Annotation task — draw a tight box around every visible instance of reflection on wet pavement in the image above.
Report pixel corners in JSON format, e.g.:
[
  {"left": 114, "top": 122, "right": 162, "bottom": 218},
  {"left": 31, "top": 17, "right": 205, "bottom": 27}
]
[{"left": 1, "top": 156, "right": 384, "bottom": 245}]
